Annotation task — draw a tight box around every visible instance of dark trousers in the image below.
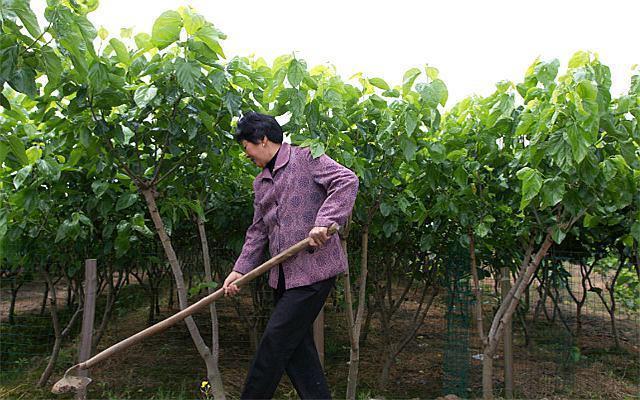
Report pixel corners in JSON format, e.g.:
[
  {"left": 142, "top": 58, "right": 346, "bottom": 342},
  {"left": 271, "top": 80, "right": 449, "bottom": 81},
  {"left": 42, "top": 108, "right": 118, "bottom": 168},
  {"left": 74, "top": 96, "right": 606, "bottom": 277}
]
[{"left": 240, "top": 267, "right": 334, "bottom": 399}]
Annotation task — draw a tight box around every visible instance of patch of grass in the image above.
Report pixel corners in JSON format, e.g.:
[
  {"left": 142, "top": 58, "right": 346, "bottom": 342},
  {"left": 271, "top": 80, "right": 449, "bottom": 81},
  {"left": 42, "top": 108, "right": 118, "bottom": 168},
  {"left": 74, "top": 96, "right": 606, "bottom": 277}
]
[{"left": 581, "top": 346, "right": 640, "bottom": 385}]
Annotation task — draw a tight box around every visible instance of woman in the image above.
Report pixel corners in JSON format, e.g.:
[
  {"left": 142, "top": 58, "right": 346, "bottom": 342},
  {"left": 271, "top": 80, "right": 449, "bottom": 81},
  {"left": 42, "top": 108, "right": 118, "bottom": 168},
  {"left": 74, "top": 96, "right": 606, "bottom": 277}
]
[{"left": 223, "top": 112, "right": 358, "bottom": 399}]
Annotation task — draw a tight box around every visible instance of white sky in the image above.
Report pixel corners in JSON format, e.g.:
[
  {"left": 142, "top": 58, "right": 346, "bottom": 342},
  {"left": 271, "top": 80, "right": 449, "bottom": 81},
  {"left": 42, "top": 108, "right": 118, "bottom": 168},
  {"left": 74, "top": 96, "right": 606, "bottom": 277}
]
[{"left": 33, "top": 0, "right": 639, "bottom": 107}]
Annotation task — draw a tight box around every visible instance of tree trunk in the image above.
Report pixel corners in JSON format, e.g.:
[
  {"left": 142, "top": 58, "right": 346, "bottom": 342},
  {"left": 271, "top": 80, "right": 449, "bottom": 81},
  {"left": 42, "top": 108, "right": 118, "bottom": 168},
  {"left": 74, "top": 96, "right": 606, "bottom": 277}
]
[
  {"left": 38, "top": 269, "right": 82, "bottom": 387},
  {"left": 360, "top": 301, "right": 374, "bottom": 347},
  {"left": 40, "top": 281, "right": 49, "bottom": 316},
  {"left": 607, "top": 255, "right": 625, "bottom": 349},
  {"left": 197, "top": 212, "right": 226, "bottom": 400},
  {"left": 92, "top": 271, "right": 121, "bottom": 354},
  {"left": 482, "top": 354, "right": 493, "bottom": 400},
  {"left": 345, "top": 225, "right": 369, "bottom": 400},
  {"left": 379, "top": 282, "right": 438, "bottom": 389},
  {"left": 8, "top": 274, "right": 23, "bottom": 325},
  {"left": 148, "top": 289, "right": 157, "bottom": 325},
  {"left": 482, "top": 233, "right": 553, "bottom": 399},
  {"left": 167, "top": 277, "right": 175, "bottom": 310},
  {"left": 469, "top": 228, "right": 485, "bottom": 342},
  {"left": 141, "top": 187, "right": 224, "bottom": 398}
]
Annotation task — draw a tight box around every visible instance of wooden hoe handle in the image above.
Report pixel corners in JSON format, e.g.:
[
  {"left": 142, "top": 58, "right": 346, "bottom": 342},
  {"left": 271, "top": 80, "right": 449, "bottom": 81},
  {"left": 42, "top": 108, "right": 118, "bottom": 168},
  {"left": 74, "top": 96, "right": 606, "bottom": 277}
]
[{"left": 71, "top": 223, "right": 339, "bottom": 372}]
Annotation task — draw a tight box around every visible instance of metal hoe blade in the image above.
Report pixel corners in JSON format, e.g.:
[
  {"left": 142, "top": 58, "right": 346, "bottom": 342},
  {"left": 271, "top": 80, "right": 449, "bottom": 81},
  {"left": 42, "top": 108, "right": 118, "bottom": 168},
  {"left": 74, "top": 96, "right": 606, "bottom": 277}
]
[{"left": 51, "top": 366, "right": 92, "bottom": 394}]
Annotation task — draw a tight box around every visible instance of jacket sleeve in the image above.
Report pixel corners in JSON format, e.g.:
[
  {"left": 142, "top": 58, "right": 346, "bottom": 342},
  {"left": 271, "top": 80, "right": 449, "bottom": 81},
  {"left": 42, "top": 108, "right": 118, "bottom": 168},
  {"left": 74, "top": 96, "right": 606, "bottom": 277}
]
[
  {"left": 308, "top": 150, "right": 359, "bottom": 228},
  {"left": 233, "top": 181, "right": 269, "bottom": 274}
]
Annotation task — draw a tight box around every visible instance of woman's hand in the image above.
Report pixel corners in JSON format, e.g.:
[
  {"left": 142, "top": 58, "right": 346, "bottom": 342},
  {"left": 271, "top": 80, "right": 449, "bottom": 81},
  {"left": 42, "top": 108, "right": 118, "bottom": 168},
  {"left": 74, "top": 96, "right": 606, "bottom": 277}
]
[
  {"left": 223, "top": 271, "right": 244, "bottom": 297},
  {"left": 308, "top": 226, "right": 330, "bottom": 248}
]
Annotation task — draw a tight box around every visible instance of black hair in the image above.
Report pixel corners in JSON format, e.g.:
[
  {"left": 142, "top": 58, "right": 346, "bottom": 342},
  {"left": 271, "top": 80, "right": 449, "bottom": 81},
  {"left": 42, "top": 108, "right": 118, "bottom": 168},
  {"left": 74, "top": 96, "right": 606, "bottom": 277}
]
[{"left": 234, "top": 112, "right": 283, "bottom": 144}]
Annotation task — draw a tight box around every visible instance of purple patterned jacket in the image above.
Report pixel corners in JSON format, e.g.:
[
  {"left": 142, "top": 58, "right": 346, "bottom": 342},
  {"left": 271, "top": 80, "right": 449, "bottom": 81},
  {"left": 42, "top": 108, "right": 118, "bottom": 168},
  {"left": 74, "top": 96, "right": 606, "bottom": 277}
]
[{"left": 233, "top": 142, "right": 359, "bottom": 289}]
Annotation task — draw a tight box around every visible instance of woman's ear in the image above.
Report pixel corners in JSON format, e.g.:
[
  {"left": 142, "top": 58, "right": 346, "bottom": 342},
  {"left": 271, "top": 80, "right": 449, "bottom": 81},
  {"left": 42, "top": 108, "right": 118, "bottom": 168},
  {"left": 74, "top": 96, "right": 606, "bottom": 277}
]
[{"left": 261, "top": 136, "right": 268, "bottom": 147}]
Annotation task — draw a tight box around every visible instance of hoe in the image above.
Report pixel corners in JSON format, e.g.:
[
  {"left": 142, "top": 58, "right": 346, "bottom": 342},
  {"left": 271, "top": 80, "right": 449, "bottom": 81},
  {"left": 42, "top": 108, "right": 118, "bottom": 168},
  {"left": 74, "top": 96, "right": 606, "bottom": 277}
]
[{"left": 52, "top": 224, "right": 339, "bottom": 394}]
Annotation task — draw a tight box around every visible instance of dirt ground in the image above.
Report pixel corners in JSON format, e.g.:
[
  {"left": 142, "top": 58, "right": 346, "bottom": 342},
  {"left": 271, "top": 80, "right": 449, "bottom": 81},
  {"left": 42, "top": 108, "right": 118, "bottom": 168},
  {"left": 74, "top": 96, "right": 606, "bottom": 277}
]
[
  {"left": 1, "top": 277, "right": 638, "bottom": 399},
  {"left": 0, "top": 279, "right": 68, "bottom": 321}
]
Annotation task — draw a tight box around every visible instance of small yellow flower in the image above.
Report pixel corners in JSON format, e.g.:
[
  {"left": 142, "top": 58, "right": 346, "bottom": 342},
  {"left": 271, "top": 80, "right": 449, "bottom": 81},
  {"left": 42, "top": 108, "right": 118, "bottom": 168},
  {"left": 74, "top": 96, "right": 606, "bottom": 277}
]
[{"left": 201, "top": 380, "right": 210, "bottom": 389}]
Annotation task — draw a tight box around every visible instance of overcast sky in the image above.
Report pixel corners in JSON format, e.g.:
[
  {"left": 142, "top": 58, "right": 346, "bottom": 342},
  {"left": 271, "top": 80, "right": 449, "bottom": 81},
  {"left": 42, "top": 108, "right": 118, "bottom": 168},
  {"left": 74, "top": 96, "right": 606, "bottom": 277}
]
[{"left": 34, "top": 0, "right": 639, "bottom": 107}]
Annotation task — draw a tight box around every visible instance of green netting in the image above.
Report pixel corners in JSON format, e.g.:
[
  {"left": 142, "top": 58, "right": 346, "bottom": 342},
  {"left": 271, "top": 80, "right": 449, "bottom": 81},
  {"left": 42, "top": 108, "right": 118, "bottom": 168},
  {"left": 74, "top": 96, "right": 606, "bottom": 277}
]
[{"left": 442, "top": 247, "right": 473, "bottom": 397}]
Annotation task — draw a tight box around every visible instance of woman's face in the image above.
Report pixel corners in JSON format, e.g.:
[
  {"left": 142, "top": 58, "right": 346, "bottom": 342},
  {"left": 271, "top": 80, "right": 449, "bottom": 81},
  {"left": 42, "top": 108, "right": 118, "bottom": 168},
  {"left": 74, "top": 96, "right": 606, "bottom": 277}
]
[{"left": 241, "top": 138, "right": 270, "bottom": 168}]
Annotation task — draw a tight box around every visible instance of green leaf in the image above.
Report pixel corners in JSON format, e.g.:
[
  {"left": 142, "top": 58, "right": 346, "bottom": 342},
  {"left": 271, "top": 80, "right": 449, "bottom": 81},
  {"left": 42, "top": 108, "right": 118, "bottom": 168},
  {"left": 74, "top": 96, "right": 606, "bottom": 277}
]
[
  {"left": 74, "top": 14, "right": 97, "bottom": 54},
  {"left": 420, "top": 234, "right": 433, "bottom": 251},
  {"left": 428, "top": 143, "right": 446, "bottom": 162},
  {"left": 620, "top": 140, "right": 638, "bottom": 167},
  {"left": 222, "top": 92, "right": 241, "bottom": 115},
  {"left": 541, "top": 177, "right": 565, "bottom": 208},
  {"left": 601, "top": 159, "right": 617, "bottom": 181},
  {"left": 405, "top": 110, "right": 418, "bottom": 136},
  {"left": 515, "top": 112, "right": 535, "bottom": 137},
  {"left": 402, "top": 67, "right": 421, "bottom": 95},
  {"left": 380, "top": 202, "right": 393, "bottom": 217},
  {"left": 0, "top": 93, "right": 10, "bottom": 110},
  {"left": 287, "top": 59, "right": 305, "bottom": 88},
  {"left": 109, "top": 38, "right": 130, "bottom": 65},
  {"left": 116, "top": 193, "right": 138, "bottom": 211},
  {"left": 551, "top": 225, "right": 566, "bottom": 244},
  {"left": 516, "top": 167, "right": 543, "bottom": 210},
  {"left": 568, "top": 51, "right": 589, "bottom": 69},
  {"left": 289, "top": 91, "right": 305, "bottom": 117},
  {"left": 134, "top": 33, "right": 153, "bottom": 51},
  {"left": 454, "top": 166, "right": 467, "bottom": 187},
  {"left": 91, "top": 181, "right": 109, "bottom": 198},
  {"left": 417, "top": 79, "right": 448, "bottom": 108},
  {"left": 11, "top": 0, "right": 41, "bottom": 38},
  {"left": 68, "top": 147, "right": 83, "bottom": 167},
  {"left": 55, "top": 221, "right": 71, "bottom": 243},
  {"left": 119, "top": 26, "right": 133, "bottom": 38},
  {"left": 98, "top": 26, "right": 108, "bottom": 40},
  {"left": 194, "top": 24, "right": 225, "bottom": 57},
  {"left": 134, "top": 85, "right": 158, "bottom": 108},
  {"left": 400, "top": 137, "right": 417, "bottom": 161},
  {"left": 37, "top": 158, "right": 60, "bottom": 181},
  {"left": 9, "top": 67, "right": 37, "bottom": 97},
  {"left": 8, "top": 136, "right": 29, "bottom": 165},
  {"left": 383, "top": 220, "right": 397, "bottom": 237},
  {"left": 121, "top": 126, "right": 135, "bottom": 145},
  {"left": 565, "top": 125, "right": 589, "bottom": 164},
  {"left": 0, "top": 45, "right": 18, "bottom": 81},
  {"left": 369, "top": 77, "right": 390, "bottom": 91},
  {"left": 631, "top": 221, "right": 640, "bottom": 242},
  {"left": 13, "top": 165, "right": 32, "bottom": 189},
  {"left": 151, "top": 11, "right": 183, "bottom": 50},
  {"left": 25, "top": 146, "right": 42, "bottom": 164},
  {"left": 131, "top": 213, "right": 153, "bottom": 236},
  {"left": 425, "top": 66, "right": 439, "bottom": 80},
  {"left": 310, "top": 141, "right": 325, "bottom": 158},
  {"left": 40, "top": 46, "right": 62, "bottom": 84},
  {"left": 433, "top": 79, "right": 448, "bottom": 106},
  {"left": 535, "top": 59, "right": 559, "bottom": 86},
  {"left": 583, "top": 213, "right": 600, "bottom": 228},
  {"left": 0, "top": 142, "right": 9, "bottom": 164},
  {"left": 446, "top": 148, "right": 467, "bottom": 162},
  {"left": 475, "top": 223, "right": 489, "bottom": 238},
  {"left": 175, "top": 58, "right": 202, "bottom": 94},
  {"left": 577, "top": 80, "right": 597, "bottom": 101},
  {"left": 88, "top": 62, "right": 109, "bottom": 92},
  {"left": 114, "top": 230, "right": 131, "bottom": 257},
  {"left": 181, "top": 7, "right": 205, "bottom": 35}
]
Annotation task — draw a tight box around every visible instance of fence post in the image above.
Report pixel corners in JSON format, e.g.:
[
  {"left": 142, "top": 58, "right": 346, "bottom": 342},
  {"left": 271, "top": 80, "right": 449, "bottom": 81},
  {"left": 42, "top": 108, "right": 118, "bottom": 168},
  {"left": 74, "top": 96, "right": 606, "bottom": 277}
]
[
  {"left": 313, "top": 307, "right": 325, "bottom": 367},
  {"left": 501, "top": 267, "right": 514, "bottom": 399},
  {"left": 76, "top": 259, "right": 97, "bottom": 400}
]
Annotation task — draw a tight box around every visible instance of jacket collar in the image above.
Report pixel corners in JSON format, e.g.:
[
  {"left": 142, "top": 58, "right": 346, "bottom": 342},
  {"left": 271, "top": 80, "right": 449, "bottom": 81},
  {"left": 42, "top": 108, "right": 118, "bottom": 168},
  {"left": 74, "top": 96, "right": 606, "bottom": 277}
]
[{"left": 257, "top": 142, "right": 291, "bottom": 181}]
